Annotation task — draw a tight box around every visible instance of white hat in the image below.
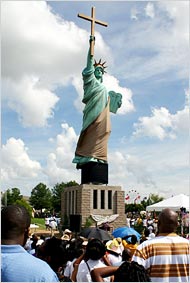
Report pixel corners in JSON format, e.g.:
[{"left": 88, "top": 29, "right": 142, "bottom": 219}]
[
  {"left": 64, "top": 229, "right": 72, "bottom": 234},
  {"left": 82, "top": 240, "right": 88, "bottom": 246},
  {"left": 61, "top": 234, "right": 70, "bottom": 241},
  {"left": 106, "top": 239, "right": 120, "bottom": 253}
]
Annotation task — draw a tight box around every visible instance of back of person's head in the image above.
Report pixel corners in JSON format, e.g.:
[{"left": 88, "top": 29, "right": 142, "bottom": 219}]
[
  {"left": 66, "top": 238, "right": 84, "bottom": 261},
  {"left": 114, "top": 261, "right": 151, "bottom": 282},
  {"left": 158, "top": 208, "right": 178, "bottom": 233},
  {"left": 36, "top": 236, "right": 67, "bottom": 272},
  {"left": 131, "top": 235, "right": 137, "bottom": 245},
  {"left": 85, "top": 238, "right": 106, "bottom": 260},
  {"left": 1, "top": 204, "right": 31, "bottom": 241},
  {"left": 122, "top": 248, "right": 132, "bottom": 261},
  {"left": 144, "top": 227, "right": 150, "bottom": 237}
]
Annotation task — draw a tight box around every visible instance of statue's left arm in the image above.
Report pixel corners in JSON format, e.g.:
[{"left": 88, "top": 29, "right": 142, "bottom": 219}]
[{"left": 108, "top": 91, "right": 122, "bottom": 113}]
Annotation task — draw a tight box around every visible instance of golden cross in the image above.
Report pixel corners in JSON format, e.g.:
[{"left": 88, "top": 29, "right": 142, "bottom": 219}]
[{"left": 78, "top": 7, "right": 108, "bottom": 56}]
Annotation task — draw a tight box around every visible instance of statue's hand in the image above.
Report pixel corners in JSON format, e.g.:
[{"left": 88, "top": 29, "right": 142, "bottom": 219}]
[{"left": 89, "top": 35, "right": 95, "bottom": 42}]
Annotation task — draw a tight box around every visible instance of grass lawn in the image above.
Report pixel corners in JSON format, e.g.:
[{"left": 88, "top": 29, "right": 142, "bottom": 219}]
[{"left": 31, "top": 218, "right": 45, "bottom": 229}]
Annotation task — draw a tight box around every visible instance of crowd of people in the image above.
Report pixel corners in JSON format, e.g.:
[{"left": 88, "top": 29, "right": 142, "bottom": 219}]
[
  {"left": 44, "top": 215, "right": 61, "bottom": 231},
  {"left": 1, "top": 204, "right": 189, "bottom": 282}
]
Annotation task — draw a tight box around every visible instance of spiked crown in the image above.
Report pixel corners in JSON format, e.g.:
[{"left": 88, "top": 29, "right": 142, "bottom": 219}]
[{"left": 94, "top": 59, "right": 107, "bottom": 73}]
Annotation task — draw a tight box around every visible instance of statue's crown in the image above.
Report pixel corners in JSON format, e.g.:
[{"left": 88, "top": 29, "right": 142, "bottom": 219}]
[{"left": 94, "top": 59, "right": 107, "bottom": 73}]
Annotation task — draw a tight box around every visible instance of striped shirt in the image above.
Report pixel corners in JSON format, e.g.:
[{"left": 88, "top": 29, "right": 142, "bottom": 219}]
[{"left": 132, "top": 233, "right": 189, "bottom": 282}]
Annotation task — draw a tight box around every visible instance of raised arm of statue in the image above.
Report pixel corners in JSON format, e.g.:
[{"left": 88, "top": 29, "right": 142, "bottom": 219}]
[{"left": 86, "top": 36, "right": 95, "bottom": 70}]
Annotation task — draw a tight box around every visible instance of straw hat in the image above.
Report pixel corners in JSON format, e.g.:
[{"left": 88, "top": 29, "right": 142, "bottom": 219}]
[{"left": 106, "top": 238, "right": 120, "bottom": 252}]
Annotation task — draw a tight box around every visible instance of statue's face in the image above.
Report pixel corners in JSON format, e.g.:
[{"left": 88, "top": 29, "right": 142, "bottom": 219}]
[{"left": 94, "top": 67, "right": 104, "bottom": 80}]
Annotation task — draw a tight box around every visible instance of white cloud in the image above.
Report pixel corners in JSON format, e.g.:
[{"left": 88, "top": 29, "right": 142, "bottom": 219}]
[
  {"left": 2, "top": 76, "right": 59, "bottom": 127},
  {"left": 119, "top": 1, "right": 189, "bottom": 81},
  {"left": 133, "top": 91, "right": 189, "bottom": 140},
  {"left": 44, "top": 123, "right": 80, "bottom": 185},
  {"left": 109, "top": 151, "right": 156, "bottom": 189},
  {"left": 104, "top": 74, "right": 135, "bottom": 114},
  {"left": 107, "top": 137, "right": 189, "bottom": 198},
  {"left": 145, "top": 3, "right": 155, "bottom": 19},
  {"left": 130, "top": 7, "right": 139, "bottom": 21},
  {"left": 2, "top": 1, "right": 132, "bottom": 127},
  {"left": 133, "top": 107, "right": 174, "bottom": 140},
  {"left": 1, "top": 138, "right": 41, "bottom": 181}
]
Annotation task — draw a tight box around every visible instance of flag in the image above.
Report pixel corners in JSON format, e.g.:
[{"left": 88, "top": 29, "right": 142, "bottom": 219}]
[
  {"left": 125, "top": 194, "right": 130, "bottom": 200},
  {"left": 134, "top": 195, "right": 140, "bottom": 203}
]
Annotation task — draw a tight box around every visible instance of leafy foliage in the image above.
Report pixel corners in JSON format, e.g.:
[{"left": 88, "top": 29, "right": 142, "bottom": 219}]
[
  {"left": 15, "top": 199, "right": 33, "bottom": 217},
  {"left": 29, "top": 183, "right": 52, "bottom": 213},
  {"left": 51, "top": 181, "right": 79, "bottom": 213},
  {"left": 1, "top": 188, "right": 23, "bottom": 206},
  {"left": 84, "top": 216, "right": 94, "bottom": 228},
  {"left": 125, "top": 193, "right": 164, "bottom": 213},
  {"left": 148, "top": 193, "right": 164, "bottom": 205}
]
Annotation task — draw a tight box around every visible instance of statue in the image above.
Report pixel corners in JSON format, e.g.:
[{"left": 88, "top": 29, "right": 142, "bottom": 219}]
[{"left": 73, "top": 7, "right": 122, "bottom": 184}]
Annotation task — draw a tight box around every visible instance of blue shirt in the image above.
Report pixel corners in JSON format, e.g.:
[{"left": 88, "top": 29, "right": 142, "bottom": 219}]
[{"left": 1, "top": 245, "right": 59, "bottom": 282}]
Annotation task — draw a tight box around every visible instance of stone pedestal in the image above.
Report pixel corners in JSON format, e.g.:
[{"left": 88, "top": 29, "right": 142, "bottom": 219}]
[{"left": 61, "top": 184, "right": 126, "bottom": 231}]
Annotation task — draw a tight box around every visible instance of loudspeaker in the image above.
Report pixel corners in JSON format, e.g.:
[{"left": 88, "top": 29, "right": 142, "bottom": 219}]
[
  {"left": 81, "top": 162, "right": 108, "bottom": 184},
  {"left": 70, "top": 214, "right": 81, "bottom": 232}
]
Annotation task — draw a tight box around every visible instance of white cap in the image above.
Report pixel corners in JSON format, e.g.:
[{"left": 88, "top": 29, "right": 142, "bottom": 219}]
[{"left": 64, "top": 229, "right": 72, "bottom": 234}]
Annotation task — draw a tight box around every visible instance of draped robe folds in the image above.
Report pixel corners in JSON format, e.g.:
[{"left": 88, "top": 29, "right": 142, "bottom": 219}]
[{"left": 73, "top": 63, "right": 111, "bottom": 165}]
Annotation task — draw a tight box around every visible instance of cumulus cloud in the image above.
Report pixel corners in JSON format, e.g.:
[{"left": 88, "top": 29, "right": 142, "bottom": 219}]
[
  {"left": 2, "top": 1, "right": 130, "bottom": 127},
  {"left": 44, "top": 123, "right": 80, "bottom": 185},
  {"left": 132, "top": 90, "right": 189, "bottom": 140},
  {"left": 133, "top": 107, "right": 175, "bottom": 140},
  {"left": 109, "top": 151, "right": 156, "bottom": 189},
  {"left": 2, "top": 76, "right": 59, "bottom": 127},
  {"left": 1, "top": 138, "right": 41, "bottom": 181},
  {"left": 104, "top": 74, "right": 135, "bottom": 114},
  {"left": 145, "top": 3, "right": 155, "bottom": 19}
]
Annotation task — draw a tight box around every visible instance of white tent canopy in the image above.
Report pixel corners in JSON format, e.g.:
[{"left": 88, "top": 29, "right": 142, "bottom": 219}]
[{"left": 146, "top": 194, "right": 189, "bottom": 212}]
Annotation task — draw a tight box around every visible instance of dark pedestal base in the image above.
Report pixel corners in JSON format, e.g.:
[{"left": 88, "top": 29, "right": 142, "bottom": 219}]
[{"left": 80, "top": 162, "right": 108, "bottom": 184}]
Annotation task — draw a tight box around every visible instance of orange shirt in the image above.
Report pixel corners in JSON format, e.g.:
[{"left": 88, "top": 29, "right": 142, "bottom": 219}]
[{"left": 122, "top": 240, "right": 138, "bottom": 256}]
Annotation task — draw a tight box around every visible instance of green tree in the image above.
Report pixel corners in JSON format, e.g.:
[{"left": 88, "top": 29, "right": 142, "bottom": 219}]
[
  {"left": 125, "top": 203, "right": 144, "bottom": 213},
  {"left": 15, "top": 199, "right": 33, "bottom": 217},
  {"left": 52, "top": 182, "right": 65, "bottom": 213},
  {"left": 52, "top": 181, "right": 79, "bottom": 213},
  {"left": 149, "top": 193, "right": 164, "bottom": 204},
  {"left": 141, "top": 194, "right": 164, "bottom": 210},
  {"left": 1, "top": 188, "right": 23, "bottom": 206},
  {"left": 29, "top": 183, "right": 52, "bottom": 214}
]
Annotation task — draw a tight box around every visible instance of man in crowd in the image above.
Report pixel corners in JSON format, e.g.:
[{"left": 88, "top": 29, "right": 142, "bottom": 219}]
[
  {"left": 132, "top": 208, "right": 189, "bottom": 282},
  {"left": 1, "top": 204, "right": 59, "bottom": 282}
]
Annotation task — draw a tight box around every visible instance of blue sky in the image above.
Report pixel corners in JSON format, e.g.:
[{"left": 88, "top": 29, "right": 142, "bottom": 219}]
[{"left": 1, "top": 1, "right": 189, "bottom": 201}]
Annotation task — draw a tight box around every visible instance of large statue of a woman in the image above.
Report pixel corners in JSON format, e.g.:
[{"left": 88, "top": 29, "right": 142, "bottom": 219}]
[{"left": 73, "top": 36, "right": 122, "bottom": 183}]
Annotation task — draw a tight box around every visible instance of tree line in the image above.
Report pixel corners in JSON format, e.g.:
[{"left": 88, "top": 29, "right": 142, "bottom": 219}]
[{"left": 1, "top": 181, "right": 79, "bottom": 216}]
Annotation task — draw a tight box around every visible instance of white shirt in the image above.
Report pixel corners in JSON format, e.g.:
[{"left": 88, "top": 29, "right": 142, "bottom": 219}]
[
  {"left": 106, "top": 252, "right": 122, "bottom": 266},
  {"left": 64, "top": 260, "right": 72, "bottom": 278},
  {"left": 76, "top": 259, "right": 110, "bottom": 282}
]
